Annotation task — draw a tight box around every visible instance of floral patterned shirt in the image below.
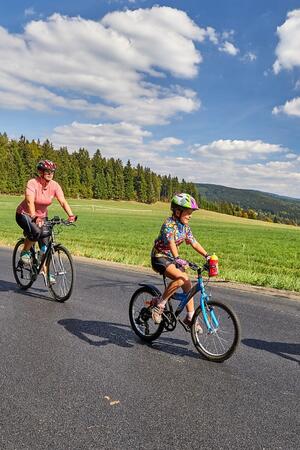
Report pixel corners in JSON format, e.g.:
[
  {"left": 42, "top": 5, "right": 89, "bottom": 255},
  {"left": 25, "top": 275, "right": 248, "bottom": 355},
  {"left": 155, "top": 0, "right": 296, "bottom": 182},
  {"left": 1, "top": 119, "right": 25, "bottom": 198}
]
[{"left": 152, "top": 216, "right": 197, "bottom": 258}]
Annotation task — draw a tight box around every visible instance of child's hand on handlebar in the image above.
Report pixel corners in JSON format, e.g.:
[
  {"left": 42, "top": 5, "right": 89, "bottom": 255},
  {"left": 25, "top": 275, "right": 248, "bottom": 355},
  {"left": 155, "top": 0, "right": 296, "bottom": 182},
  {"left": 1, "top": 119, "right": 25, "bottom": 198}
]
[{"left": 175, "top": 257, "right": 188, "bottom": 268}]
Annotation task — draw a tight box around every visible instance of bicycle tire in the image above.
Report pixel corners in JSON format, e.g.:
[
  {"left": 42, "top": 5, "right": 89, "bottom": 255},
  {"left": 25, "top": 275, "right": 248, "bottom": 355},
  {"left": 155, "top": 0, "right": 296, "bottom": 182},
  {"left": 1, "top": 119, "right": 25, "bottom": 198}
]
[
  {"left": 191, "top": 300, "right": 240, "bottom": 362},
  {"left": 12, "top": 239, "right": 35, "bottom": 290},
  {"left": 129, "top": 286, "right": 164, "bottom": 342},
  {"left": 47, "top": 244, "right": 74, "bottom": 302}
]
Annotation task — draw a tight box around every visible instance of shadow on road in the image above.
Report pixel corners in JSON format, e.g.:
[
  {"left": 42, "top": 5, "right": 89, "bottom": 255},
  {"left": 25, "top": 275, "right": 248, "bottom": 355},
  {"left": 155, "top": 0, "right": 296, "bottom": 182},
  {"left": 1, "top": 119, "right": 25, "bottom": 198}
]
[
  {"left": 0, "top": 279, "right": 19, "bottom": 292},
  {"left": 243, "top": 338, "right": 300, "bottom": 364},
  {"left": 0, "top": 278, "right": 54, "bottom": 301},
  {"left": 58, "top": 318, "right": 200, "bottom": 359}
]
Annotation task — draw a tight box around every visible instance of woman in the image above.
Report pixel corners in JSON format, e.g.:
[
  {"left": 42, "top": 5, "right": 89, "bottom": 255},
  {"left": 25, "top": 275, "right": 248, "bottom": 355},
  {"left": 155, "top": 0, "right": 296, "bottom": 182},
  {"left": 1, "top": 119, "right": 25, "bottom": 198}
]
[{"left": 16, "top": 160, "right": 76, "bottom": 270}]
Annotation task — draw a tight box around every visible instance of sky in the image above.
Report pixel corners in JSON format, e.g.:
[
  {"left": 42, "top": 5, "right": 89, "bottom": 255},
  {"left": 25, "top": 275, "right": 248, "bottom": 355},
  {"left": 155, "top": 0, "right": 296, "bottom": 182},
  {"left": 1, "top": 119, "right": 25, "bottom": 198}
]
[{"left": 1, "top": 0, "right": 300, "bottom": 198}]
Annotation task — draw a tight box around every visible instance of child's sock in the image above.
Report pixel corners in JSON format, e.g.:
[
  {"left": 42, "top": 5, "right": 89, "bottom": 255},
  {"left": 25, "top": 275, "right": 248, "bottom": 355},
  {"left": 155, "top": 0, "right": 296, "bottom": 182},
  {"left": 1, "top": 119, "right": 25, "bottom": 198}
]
[
  {"left": 157, "top": 297, "right": 168, "bottom": 308},
  {"left": 187, "top": 311, "right": 194, "bottom": 320}
]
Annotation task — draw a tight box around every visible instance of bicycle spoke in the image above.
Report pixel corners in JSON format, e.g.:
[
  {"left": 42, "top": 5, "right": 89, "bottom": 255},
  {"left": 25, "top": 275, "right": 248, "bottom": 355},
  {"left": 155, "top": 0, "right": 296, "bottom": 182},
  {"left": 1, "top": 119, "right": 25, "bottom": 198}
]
[{"left": 48, "top": 245, "right": 74, "bottom": 302}]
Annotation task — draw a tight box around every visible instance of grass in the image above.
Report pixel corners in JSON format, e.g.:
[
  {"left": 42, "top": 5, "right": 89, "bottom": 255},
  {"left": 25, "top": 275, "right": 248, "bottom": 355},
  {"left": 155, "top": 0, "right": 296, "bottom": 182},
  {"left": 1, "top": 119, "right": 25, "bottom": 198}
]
[{"left": 1, "top": 195, "right": 300, "bottom": 292}]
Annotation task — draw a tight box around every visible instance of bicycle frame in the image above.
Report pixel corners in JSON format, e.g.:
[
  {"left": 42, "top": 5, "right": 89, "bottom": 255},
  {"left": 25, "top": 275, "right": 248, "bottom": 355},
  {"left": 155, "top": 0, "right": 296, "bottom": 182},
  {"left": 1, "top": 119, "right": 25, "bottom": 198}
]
[{"left": 165, "top": 268, "right": 219, "bottom": 333}]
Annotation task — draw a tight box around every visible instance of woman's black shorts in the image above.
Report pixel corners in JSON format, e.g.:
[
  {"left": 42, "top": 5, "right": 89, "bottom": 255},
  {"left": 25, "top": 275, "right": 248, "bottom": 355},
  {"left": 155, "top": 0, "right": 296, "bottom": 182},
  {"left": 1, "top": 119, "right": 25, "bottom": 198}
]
[
  {"left": 151, "top": 254, "right": 174, "bottom": 275},
  {"left": 15, "top": 213, "right": 50, "bottom": 244}
]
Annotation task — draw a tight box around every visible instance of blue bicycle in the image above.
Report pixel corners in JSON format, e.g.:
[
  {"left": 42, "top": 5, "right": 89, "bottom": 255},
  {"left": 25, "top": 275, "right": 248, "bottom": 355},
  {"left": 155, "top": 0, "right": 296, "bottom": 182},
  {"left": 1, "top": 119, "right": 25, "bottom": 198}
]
[{"left": 129, "top": 260, "right": 241, "bottom": 362}]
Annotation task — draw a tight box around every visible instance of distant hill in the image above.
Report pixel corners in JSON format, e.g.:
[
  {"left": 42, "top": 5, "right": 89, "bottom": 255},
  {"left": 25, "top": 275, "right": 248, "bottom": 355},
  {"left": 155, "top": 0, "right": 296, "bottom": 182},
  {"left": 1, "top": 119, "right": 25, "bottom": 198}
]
[{"left": 196, "top": 183, "right": 300, "bottom": 225}]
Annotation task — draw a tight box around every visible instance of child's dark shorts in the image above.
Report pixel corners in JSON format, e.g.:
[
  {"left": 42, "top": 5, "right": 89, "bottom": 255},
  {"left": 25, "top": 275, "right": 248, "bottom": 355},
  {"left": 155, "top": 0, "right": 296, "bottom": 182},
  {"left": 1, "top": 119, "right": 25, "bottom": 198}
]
[{"left": 151, "top": 252, "right": 174, "bottom": 275}]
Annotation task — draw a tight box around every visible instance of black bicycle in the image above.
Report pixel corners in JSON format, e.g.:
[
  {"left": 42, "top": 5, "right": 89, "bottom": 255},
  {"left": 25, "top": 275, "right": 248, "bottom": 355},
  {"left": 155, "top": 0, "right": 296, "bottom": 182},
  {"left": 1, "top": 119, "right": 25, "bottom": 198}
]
[
  {"left": 129, "top": 260, "right": 241, "bottom": 362},
  {"left": 12, "top": 216, "right": 75, "bottom": 302}
]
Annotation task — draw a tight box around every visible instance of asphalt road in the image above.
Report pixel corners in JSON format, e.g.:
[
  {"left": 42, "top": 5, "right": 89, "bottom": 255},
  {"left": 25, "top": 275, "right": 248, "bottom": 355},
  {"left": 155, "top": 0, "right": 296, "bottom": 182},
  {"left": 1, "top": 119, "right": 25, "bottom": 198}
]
[{"left": 0, "top": 247, "right": 299, "bottom": 450}]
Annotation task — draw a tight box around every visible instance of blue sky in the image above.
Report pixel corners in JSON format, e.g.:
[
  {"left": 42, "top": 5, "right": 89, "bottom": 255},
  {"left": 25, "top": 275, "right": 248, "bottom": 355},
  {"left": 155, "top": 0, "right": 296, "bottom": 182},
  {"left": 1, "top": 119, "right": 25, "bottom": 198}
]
[{"left": 1, "top": 0, "right": 300, "bottom": 198}]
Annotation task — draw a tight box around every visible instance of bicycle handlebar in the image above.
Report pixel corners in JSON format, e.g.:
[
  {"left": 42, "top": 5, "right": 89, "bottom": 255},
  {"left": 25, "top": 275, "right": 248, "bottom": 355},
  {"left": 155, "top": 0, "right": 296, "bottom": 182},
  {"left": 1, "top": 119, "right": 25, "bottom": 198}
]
[
  {"left": 169, "top": 257, "right": 208, "bottom": 274},
  {"left": 45, "top": 216, "right": 76, "bottom": 227}
]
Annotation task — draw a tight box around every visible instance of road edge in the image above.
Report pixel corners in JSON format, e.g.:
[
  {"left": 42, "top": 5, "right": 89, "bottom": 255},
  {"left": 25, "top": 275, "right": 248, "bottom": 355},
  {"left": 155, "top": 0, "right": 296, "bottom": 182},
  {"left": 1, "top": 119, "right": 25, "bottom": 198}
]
[{"left": 1, "top": 244, "right": 300, "bottom": 302}]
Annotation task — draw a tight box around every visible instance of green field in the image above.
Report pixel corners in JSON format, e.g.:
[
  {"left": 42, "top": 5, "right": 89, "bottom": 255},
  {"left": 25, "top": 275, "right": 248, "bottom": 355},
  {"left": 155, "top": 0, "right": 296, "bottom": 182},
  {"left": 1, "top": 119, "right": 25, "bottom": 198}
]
[{"left": 1, "top": 195, "right": 300, "bottom": 292}]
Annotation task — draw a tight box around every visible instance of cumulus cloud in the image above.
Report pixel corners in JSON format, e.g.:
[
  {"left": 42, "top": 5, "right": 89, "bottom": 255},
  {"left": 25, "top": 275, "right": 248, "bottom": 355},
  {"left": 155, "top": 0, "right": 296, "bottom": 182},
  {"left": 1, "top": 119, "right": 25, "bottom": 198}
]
[
  {"left": 273, "top": 9, "right": 300, "bottom": 74},
  {"left": 50, "top": 123, "right": 300, "bottom": 196},
  {"left": 190, "top": 139, "right": 286, "bottom": 160},
  {"left": 273, "top": 10, "right": 300, "bottom": 118},
  {"left": 272, "top": 97, "right": 300, "bottom": 117},
  {"left": 0, "top": 7, "right": 206, "bottom": 124},
  {"left": 218, "top": 41, "right": 239, "bottom": 56},
  {"left": 51, "top": 121, "right": 182, "bottom": 160},
  {"left": 242, "top": 51, "right": 256, "bottom": 62}
]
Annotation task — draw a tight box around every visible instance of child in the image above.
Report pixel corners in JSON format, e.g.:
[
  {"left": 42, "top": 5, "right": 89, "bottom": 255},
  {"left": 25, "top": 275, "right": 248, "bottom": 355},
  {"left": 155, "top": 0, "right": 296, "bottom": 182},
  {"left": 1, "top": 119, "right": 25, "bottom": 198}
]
[{"left": 151, "top": 193, "right": 210, "bottom": 328}]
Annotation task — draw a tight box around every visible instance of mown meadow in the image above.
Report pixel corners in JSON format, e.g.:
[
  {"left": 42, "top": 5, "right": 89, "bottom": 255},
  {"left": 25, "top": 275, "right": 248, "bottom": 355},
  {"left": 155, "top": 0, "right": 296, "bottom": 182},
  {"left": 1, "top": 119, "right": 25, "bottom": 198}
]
[{"left": 1, "top": 195, "right": 299, "bottom": 292}]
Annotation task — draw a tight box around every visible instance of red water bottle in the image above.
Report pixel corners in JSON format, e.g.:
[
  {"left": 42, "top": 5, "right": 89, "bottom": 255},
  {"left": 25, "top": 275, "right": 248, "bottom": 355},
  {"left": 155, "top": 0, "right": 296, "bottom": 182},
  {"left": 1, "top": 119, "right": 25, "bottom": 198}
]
[{"left": 208, "top": 254, "right": 219, "bottom": 277}]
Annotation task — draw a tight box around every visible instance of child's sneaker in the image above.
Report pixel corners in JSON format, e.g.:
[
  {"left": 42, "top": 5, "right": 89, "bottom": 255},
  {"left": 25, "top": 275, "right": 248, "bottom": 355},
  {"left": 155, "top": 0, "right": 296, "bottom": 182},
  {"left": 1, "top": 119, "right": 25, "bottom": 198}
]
[
  {"left": 183, "top": 316, "right": 203, "bottom": 333},
  {"left": 152, "top": 306, "right": 164, "bottom": 324},
  {"left": 20, "top": 250, "right": 31, "bottom": 266}
]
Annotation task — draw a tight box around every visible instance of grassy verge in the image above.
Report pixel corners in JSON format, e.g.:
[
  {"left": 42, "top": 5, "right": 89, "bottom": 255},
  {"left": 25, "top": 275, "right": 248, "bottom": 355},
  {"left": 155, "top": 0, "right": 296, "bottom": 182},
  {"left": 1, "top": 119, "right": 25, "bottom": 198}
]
[{"left": 1, "top": 195, "right": 299, "bottom": 292}]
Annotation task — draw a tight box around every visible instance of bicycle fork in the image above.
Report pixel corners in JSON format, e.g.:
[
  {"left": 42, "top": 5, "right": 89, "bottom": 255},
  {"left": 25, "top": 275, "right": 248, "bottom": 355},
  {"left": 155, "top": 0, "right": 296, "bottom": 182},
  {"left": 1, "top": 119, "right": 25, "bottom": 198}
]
[{"left": 196, "top": 278, "right": 219, "bottom": 333}]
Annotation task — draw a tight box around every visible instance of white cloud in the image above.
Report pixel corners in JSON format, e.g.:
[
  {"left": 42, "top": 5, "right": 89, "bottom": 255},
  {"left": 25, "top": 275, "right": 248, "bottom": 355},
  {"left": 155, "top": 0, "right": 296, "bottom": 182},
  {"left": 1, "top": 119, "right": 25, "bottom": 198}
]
[
  {"left": 186, "top": 140, "right": 299, "bottom": 197},
  {"left": 151, "top": 153, "right": 300, "bottom": 198},
  {"left": 272, "top": 97, "right": 300, "bottom": 117},
  {"left": 272, "top": 10, "right": 300, "bottom": 118},
  {"left": 24, "top": 7, "right": 35, "bottom": 17},
  {"left": 190, "top": 139, "right": 286, "bottom": 160},
  {"left": 0, "top": 7, "right": 205, "bottom": 124},
  {"left": 273, "top": 9, "right": 300, "bottom": 74},
  {"left": 286, "top": 152, "right": 298, "bottom": 159},
  {"left": 222, "top": 30, "right": 235, "bottom": 40},
  {"left": 242, "top": 51, "right": 256, "bottom": 62},
  {"left": 51, "top": 121, "right": 182, "bottom": 160},
  {"left": 50, "top": 124, "right": 300, "bottom": 197},
  {"left": 218, "top": 41, "right": 239, "bottom": 56},
  {"left": 205, "top": 26, "right": 218, "bottom": 44}
]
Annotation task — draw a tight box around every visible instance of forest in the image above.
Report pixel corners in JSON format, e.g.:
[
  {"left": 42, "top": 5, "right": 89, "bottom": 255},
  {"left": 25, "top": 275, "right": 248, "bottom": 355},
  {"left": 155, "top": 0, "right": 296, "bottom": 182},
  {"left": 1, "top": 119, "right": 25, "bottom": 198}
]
[
  {"left": 0, "top": 133, "right": 199, "bottom": 204},
  {"left": 0, "top": 132, "right": 298, "bottom": 226}
]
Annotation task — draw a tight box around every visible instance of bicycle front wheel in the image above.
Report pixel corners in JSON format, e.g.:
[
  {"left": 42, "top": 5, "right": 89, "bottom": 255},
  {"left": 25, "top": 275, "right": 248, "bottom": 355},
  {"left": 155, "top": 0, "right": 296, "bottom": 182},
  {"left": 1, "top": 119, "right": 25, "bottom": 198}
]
[
  {"left": 12, "top": 239, "right": 34, "bottom": 290},
  {"left": 129, "top": 286, "right": 164, "bottom": 342},
  {"left": 47, "top": 245, "right": 74, "bottom": 302},
  {"left": 191, "top": 301, "right": 240, "bottom": 362}
]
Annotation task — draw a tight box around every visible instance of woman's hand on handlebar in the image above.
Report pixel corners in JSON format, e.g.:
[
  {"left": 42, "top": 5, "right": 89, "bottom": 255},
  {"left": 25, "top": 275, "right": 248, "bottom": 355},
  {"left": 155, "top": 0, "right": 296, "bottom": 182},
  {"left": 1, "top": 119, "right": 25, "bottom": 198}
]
[{"left": 67, "top": 215, "right": 77, "bottom": 223}]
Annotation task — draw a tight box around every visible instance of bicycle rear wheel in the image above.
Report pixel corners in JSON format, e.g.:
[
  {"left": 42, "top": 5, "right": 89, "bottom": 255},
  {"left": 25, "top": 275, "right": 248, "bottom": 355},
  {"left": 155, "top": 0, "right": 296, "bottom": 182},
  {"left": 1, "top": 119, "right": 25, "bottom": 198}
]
[
  {"left": 191, "top": 300, "right": 240, "bottom": 362},
  {"left": 47, "top": 245, "right": 74, "bottom": 302},
  {"left": 129, "top": 286, "right": 164, "bottom": 342},
  {"left": 12, "top": 239, "right": 35, "bottom": 290}
]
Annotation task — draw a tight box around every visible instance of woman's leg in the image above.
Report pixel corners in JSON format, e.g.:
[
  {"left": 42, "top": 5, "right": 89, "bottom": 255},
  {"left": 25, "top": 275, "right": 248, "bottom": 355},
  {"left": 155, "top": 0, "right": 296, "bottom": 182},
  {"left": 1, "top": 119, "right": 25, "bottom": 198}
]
[{"left": 15, "top": 213, "right": 40, "bottom": 255}]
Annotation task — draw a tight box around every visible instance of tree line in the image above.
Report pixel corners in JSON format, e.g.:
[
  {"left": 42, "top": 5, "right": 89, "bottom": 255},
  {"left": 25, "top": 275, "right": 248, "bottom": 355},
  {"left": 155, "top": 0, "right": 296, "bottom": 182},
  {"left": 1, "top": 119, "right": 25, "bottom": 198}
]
[
  {"left": 1, "top": 132, "right": 297, "bottom": 226},
  {"left": 0, "top": 133, "right": 199, "bottom": 203}
]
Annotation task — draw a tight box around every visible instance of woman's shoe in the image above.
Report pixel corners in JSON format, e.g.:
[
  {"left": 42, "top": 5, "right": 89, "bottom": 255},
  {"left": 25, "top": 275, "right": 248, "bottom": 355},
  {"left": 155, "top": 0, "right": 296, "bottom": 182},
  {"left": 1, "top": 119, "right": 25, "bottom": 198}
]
[{"left": 20, "top": 250, "right": 31, "bottom": 266}]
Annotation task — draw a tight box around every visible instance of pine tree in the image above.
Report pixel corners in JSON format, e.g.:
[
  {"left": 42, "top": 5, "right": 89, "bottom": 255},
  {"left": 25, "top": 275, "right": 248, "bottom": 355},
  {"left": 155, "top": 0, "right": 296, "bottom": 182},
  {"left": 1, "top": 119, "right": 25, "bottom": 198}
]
[
  {"left": 124, "top": 160, "right": 135, "bottom": 200},
  {"left": 74, "top": 148, "right": 93, "bottom": 198},
  {"left": 92, "top": 150, "right": 107, "bottom": 199},
  {"left": 134, "top": 164, "right": 147, "bottom": 203},
  {"left": 112, "top": 158, "right": 125, "bottom": 200}
]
